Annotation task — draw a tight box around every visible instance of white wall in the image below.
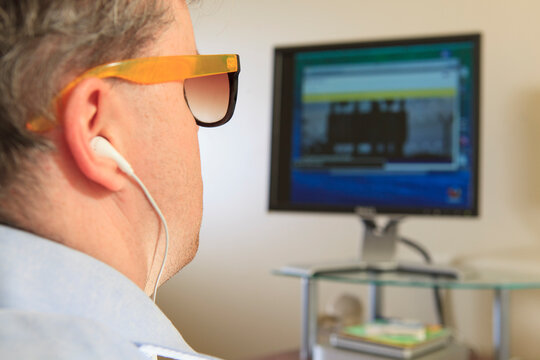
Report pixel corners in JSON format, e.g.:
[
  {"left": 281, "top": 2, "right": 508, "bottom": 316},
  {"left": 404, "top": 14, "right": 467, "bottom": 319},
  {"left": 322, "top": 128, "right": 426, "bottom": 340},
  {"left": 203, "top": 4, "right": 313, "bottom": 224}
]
[{"left": 158, "top": 1, "right": 540, "bottom": 359}]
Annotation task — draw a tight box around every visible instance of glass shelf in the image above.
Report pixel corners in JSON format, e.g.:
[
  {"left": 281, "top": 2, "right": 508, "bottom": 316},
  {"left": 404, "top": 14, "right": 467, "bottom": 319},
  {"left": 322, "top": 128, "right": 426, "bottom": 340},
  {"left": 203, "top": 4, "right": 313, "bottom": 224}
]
[
  {"left": 274, "top": 262, "right": 536, "bottom": 360},
  {"left": 273, "top": 267, "right": 540, "bottom": 290}
]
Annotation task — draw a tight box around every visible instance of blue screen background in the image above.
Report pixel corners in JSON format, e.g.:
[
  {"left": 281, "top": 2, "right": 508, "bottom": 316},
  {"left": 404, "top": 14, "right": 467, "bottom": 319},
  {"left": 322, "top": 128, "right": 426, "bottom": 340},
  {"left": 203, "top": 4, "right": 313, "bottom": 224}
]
[{"left": 288, "top": 41, "right": 478, "bottom": 213}]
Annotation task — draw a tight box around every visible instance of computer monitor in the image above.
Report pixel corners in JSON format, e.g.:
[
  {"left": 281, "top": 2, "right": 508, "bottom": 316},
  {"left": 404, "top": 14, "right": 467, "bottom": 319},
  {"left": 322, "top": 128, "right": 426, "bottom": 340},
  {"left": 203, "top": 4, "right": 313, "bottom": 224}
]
[{"left": 269, "top": 34, "right": 480, "bottom": 217}]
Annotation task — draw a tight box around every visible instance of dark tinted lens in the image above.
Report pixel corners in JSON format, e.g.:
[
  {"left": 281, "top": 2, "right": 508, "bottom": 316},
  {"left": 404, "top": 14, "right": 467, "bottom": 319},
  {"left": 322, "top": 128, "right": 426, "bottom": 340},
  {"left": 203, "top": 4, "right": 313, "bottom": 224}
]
[{"left": 184, "top": 74, "right": 230, "bottom": 124}]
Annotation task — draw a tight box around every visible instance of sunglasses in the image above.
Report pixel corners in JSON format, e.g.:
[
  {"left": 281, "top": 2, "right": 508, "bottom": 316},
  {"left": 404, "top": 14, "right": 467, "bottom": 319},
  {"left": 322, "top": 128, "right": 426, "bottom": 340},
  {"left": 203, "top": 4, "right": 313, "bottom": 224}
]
[{"left": 26, "top": 54, "right": 241, "bottom": 132}]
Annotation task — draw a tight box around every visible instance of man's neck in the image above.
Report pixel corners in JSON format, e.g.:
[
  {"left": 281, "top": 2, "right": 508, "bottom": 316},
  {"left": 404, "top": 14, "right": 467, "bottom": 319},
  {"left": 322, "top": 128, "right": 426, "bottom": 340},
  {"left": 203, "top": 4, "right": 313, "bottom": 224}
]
[{"left": 11, "top": 155, "right": 156, "bottom": 294}]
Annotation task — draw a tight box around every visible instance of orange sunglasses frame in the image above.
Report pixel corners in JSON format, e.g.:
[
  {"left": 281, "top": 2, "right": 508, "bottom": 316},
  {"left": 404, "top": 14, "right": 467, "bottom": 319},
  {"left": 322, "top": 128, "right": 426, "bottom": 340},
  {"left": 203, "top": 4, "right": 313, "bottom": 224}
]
[{"left": 27, "top": 54, "right": 240, "bottom": 132}]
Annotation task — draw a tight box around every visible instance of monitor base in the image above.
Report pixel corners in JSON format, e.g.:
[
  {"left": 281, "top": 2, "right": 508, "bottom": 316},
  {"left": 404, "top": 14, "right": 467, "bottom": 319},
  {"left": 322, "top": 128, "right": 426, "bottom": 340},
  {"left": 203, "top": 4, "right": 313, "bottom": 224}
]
[
  {"left": 281, "top": 212, "right": 460, "bottom": 279},
  {"left": 279, "top": 259, "right": 461, "bottom": 279}
]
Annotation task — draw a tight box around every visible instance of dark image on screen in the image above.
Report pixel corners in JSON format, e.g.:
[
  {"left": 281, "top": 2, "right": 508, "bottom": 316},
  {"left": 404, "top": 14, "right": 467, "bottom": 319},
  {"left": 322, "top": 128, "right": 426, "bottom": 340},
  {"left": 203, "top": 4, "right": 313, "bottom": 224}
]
[
  {"left": 270, "top": 34, "right": 480, "bottom": 216},
  {"left": 300, "top": 98, "right": 456, "bottom": 168}
]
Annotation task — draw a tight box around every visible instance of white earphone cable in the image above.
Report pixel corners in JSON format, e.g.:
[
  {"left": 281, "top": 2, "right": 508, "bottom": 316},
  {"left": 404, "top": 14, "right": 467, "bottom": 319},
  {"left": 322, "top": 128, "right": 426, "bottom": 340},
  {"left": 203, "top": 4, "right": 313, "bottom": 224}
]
[
  {"left": 90, "top": 136, "right": 168, "bottom": 303},
  {"left": 130, "top": 173, "right": 169, "bottom": 303}
]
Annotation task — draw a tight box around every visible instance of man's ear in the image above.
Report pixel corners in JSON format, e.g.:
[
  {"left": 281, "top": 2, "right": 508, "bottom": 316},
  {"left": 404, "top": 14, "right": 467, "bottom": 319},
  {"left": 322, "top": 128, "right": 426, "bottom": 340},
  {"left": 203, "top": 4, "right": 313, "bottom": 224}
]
[{"left": 60, "top": 78, "right": 128, "bottom": 192}]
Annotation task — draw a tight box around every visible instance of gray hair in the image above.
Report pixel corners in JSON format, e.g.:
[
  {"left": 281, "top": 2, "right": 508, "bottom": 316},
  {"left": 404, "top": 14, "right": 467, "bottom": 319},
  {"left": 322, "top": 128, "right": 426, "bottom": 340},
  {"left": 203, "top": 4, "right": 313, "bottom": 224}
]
[{"left": 0, "top": 0, "right": 172, "bottom": 221}]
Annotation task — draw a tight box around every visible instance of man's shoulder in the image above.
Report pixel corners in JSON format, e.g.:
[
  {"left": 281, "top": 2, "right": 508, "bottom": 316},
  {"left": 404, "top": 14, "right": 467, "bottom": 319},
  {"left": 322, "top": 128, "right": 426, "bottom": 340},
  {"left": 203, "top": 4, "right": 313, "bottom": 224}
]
[{"left": 0, "top": 309, "right": 149, "bottom": 360}]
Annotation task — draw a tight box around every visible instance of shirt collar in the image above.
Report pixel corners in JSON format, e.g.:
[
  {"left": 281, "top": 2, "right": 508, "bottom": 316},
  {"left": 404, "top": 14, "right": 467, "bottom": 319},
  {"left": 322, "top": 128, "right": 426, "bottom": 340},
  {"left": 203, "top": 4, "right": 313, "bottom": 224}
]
[{"left": 0, "top": 225, "right": 193, "bottom": 353}]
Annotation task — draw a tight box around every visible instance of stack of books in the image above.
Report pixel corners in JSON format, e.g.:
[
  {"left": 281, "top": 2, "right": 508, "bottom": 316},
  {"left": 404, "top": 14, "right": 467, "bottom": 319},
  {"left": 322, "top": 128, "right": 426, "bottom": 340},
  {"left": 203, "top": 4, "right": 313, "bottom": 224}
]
[{"left": 329, "top": 319, "right": 452, "bottom": 359}]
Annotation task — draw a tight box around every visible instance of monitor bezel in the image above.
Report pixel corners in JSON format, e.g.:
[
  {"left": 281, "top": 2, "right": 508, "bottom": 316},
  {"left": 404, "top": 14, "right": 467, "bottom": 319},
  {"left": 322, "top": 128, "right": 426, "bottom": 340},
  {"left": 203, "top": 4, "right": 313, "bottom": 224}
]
[{"left": 269, "top": 33, "right": 481, "bottom": 216}]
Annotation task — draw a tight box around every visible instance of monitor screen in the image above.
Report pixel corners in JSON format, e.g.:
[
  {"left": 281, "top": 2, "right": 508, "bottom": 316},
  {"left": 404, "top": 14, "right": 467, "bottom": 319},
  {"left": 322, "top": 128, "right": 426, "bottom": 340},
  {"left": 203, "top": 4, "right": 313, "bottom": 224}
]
[{"left": 269, "top": 34, "right": 480, "bottom": 216}]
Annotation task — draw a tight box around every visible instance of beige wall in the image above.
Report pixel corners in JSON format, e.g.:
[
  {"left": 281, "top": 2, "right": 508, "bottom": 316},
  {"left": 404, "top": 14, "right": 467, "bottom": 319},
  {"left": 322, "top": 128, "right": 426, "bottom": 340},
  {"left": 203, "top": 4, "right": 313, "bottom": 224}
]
[{"left": 158, "top": 1, "right": 540, "bottom": 359}]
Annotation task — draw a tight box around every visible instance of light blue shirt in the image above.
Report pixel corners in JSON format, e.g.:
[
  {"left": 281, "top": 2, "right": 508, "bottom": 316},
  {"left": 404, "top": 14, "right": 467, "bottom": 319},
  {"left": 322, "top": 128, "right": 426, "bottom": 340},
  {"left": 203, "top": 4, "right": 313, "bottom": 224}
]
[{"left": 0, "top": 225, "right": 218, "bottom": 360}]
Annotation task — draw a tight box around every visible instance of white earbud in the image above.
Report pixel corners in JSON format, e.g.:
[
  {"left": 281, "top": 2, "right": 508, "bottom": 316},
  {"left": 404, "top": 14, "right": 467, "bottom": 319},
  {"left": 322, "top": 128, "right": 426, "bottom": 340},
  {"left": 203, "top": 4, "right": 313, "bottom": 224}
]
[
  {"left": 90, "top": 135, "right": 169, "bottom": 303},
  {"left": 90, "top": 136, "right": 134, "bottom": 176}
]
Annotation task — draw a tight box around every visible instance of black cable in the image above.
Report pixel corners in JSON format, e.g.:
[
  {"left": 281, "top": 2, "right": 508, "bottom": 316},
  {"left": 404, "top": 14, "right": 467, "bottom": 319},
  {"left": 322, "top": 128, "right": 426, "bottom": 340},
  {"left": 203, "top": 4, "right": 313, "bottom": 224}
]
[
  {"left": 399, "top": 237, "right": 446, "bottom": 327},
  {"left": 399, "top": 237, "right": 432, "bottom": 263}
]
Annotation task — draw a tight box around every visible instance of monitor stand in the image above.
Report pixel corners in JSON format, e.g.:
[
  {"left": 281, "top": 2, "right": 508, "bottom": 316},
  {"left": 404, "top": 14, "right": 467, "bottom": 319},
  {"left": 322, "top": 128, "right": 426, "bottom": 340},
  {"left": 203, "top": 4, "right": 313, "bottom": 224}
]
[{"left": 280, "top": 209, "right": 461, "bottom": 279}]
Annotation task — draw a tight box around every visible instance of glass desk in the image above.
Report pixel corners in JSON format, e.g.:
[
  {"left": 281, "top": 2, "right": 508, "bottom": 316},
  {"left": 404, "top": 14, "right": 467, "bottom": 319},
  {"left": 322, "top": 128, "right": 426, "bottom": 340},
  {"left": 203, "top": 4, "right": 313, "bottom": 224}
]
[{"left": 275, "top": 266, "right": 540, "bottom": 360}]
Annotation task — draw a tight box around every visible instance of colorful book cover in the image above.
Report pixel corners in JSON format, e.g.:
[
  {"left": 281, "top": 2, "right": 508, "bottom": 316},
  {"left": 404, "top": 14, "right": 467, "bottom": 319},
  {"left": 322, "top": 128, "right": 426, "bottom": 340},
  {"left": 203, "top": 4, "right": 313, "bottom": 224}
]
[{"left": 341, "top": 321, "right": 451, "bottom": 349}]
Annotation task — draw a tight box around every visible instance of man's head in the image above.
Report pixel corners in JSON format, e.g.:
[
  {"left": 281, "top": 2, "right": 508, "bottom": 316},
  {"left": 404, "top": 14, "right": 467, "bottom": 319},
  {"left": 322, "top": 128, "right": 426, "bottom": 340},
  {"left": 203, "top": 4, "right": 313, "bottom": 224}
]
[
  {"left": 0, "top": 0, "right": 171, "bottom": 222},
  {"left": 0, "top": 0, "right": 232, "bottom": 295}
]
